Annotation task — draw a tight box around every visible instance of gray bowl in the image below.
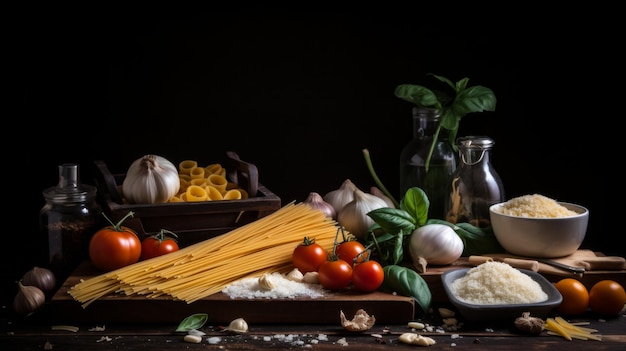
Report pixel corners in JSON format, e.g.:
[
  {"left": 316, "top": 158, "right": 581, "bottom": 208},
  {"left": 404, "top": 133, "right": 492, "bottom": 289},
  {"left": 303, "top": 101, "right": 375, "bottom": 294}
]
[
  {"left": 489, "top": 202, "right": 589, "bottom": 258},
  {"left": 441, "top": 268, "right": 562, "bottom": 322}
]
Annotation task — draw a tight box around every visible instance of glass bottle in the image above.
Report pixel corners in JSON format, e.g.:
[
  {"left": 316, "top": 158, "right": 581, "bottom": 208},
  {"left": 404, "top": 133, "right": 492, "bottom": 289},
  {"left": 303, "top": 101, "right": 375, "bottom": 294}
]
[
  {"left": 445, "top": 136, "right": 504, "bottom": 228},
  {"left": 399, "top": 107, "right": 457, "bottom": 220},
  {"left": 39, "top": 163, "right": 102, "bottom": 288}
]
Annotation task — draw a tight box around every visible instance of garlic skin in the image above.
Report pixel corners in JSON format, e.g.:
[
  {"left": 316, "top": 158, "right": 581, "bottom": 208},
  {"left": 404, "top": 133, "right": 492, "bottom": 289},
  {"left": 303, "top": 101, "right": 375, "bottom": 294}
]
[
  {"left": 409, "top": 224, "right": 464, "bottom": 273},
  {"left": 22, "top": 266, "right": 56, "bottom": 294},
  {"left": 323, "top": 179, "right": 359, "bottom": 214},
  {"left": 337, "top": 189, "right": 388, "bottom": 239},
  {"left": 122, "top": 155, "right": 180, "bottom": 204},
  {"left": 14, "top": 281, "right": 46, "bottom": 316},
  {"left": 370, "top": 186, "right": 395, "bottom": 208},
  {"left": 303, "top": 192, "right": 337, "bottom": 219}
]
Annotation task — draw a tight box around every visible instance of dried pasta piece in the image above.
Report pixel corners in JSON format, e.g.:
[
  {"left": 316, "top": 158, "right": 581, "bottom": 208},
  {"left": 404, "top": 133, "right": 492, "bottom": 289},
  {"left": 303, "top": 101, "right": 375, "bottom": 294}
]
[
  {"left": 179, "top": 160, "right": 198, "bottom": 175},
  {"left": 223, "top": 189, "right": 242, "bottom": 200},
  {"left": 186, "top": 185, "right": 208, "bottom": 202},
  {"left": 207, "top": 174, "right": 228, "bottom": 193},
  {"left": 205, "top": 186, "right": 224, "bottom": 200},
  {"left": 189, "top": 166, "right": 205, "bottom": 179}
]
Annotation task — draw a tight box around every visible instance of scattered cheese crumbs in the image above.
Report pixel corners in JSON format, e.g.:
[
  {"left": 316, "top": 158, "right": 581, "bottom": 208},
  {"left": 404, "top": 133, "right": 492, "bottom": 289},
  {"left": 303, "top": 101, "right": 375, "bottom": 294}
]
[
  {"left": 207, "top": 336, "right": 221, "bottom": 344},
  {"left": 493, "top": 194, "right": 578, "bottom": 218},
  {"left": 222, "top": 272, "right": 325, "bottom": 299},
  {"left": 450, "top": 261, "right": 548, "bottom": 304},
  {"left": 88, "top": 326, "right": 105, "bottom": 332},
  {"left": 96, "top": 336, "right": 112, "bottom": 342},
  {"left": 51, "top": 325, "right": 79, "bottom": 332},
  {"left": 336, "top": 337, "right": 349, "bottom": 346}
]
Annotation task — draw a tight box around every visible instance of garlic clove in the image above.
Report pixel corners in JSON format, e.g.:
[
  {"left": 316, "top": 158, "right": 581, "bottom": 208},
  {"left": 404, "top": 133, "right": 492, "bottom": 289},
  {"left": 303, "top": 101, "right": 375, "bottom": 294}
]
[
  {"left": 224, "top": 318, "right": 249, "bottom": 333},
  {"left": 13, "top": 281, "right": 46, "bottom": 317}
]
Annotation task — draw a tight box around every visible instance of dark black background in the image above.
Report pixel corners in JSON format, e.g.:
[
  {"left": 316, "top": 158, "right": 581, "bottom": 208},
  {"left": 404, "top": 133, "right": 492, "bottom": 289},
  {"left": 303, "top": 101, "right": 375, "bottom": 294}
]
[{"left": 4, "top": 7, "right": 612, "bottom": 303}]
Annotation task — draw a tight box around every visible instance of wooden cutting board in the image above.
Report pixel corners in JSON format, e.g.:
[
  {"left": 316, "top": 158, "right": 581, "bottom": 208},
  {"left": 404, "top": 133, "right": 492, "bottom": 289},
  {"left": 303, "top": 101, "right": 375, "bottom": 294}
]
[
  {"left": 49, "top": 261, "right": 415, "bottom": 325},
  {"left": 421, "top": 250, "right": 626, "bottom": 303}
]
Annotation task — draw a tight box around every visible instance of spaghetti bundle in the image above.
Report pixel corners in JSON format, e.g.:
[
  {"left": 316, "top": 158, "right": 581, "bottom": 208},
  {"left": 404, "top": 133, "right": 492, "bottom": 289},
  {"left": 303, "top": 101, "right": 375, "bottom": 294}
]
[{"left": 69, "top": 202, "right": 340, "bottom": 307}]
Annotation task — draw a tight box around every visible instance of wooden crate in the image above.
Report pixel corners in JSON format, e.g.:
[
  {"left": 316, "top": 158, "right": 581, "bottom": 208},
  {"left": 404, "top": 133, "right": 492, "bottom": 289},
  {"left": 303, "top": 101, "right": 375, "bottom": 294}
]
[{"left": 93, "top": 151, "right": 281, "bottom": 247}]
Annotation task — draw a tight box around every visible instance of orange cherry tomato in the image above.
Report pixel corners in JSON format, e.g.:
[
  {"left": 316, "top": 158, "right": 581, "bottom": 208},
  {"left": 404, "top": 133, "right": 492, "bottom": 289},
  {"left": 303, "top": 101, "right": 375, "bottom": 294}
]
[
  {"left": 588, "top": 280, "right": 626, "bottom": 315},
  {"left": 554, "top": 278, "right": 589, "bottom": 316},
  {"left": 89, "top": 211, "right": 141, "bottom": 272}
]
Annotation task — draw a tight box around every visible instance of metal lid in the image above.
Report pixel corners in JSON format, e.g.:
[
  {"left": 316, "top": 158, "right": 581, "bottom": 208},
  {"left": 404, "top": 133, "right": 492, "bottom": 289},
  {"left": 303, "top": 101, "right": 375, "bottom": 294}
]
[
  {"left": 42, "top": 163, "right": 97, "bottom": 204},
  {"left": 457, "top": 136, "right": 495, "bottom": 149}
]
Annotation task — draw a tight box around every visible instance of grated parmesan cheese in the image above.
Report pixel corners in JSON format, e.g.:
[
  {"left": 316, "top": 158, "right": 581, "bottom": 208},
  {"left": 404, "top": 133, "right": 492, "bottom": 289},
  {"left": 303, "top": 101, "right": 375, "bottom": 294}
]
[
  {"left": 493, "top": 194, "right": 578, "bottom": 218},
  {"left": 450, "top": 261, "right": 548, "bottom": 304},
  {"left": 222, "top": 272, "right": 325, "bottom": 299}
]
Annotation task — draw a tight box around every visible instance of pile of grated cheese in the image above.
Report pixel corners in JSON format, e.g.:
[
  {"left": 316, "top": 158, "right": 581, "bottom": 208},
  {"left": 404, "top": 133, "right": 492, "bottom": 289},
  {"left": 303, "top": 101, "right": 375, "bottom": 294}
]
[
  {"left": 222, "top": 272, "right": 326, "bottom": 299},
  {"left": 494, "top": 194, "right": 578, "bottom": 218},
  {"left": 450, "top": 261, "right": 548, "bottom": 304}
]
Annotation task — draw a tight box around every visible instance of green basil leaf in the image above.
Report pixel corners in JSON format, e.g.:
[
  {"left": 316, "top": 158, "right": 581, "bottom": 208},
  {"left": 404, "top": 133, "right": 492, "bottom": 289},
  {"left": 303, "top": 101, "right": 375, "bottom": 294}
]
[
  {"left": 453, "top": 85, "right": 497, "bottom": 115},
  {"left": 381, "top": 265, "right": 432, "bottom": 314},
  {"left": 368, "top": 207, "right": 415, "bottom": 233},
  {"left": 175, "top": 313, "right": 208, "bottom": 332},
  {"left": 399, "top": 187, "right": 429, "bottom": 227},
  {"left": 393, "top": 84, "right": 441, "bottom": 108}
]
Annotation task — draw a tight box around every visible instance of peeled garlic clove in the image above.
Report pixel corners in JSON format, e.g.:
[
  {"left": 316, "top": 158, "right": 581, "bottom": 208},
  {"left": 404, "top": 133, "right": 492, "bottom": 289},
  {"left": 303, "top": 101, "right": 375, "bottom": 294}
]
[
  {"left": 285, "top": 268, "right": 304, "bottom": 282},
  {"left": 13, "top": 281, "right": 46, "bottom": 316},
  {"left": 224, "top": 318, "right": 248, "bottom": 333},
  {"left": 258, "top": 273, "right": 276, "bottom": 290}
]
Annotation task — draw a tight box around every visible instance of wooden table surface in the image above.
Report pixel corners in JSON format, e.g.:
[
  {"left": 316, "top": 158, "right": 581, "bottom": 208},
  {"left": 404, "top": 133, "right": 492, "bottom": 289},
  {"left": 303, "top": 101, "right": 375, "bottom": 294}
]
[{"left": 2, "top": 301, "right": 625, "bottom": 350}]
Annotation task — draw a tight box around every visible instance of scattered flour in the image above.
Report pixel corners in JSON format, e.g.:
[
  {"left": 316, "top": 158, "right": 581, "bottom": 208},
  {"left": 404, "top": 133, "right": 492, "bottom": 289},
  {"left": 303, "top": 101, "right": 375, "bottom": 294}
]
[{"left": 222, "top": 272, "right": 326, "bottom": 299}]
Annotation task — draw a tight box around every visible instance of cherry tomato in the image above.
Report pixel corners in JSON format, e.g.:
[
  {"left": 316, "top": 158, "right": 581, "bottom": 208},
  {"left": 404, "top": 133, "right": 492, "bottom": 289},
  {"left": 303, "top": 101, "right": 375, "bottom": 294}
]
[
  {"left": 554, "top": 278, "right": 589, "bottom": 315},
  {"left": 318, "top": 259, "right": 353, "bottom": 290},
  {"left": 292, "top": 237, "right": 328, "bottom": 273},
  {"left": 588, "top": 280, "right": 626, "bottom": 315},
  {"left": 141, "top": 229, "right": 179, "bottom": 261},
  {"left": 89, "top": 212, "right": 141, "bottom": 272},
  {"left": 335, "top": 240, "right": 368, "bottom": 265},
  {"left": 351, "top": 259, "right": 384, "bottom": 292}
]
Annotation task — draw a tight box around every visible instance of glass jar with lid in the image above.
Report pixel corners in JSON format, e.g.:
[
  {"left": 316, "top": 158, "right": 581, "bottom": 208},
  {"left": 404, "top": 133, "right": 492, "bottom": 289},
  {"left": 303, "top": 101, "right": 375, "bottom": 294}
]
[
  {"left": 444, "top": 136, "right": 504, "bottom": 227},
  {"left": 39, "top": 163, "right": 102, "bottom": 288}
]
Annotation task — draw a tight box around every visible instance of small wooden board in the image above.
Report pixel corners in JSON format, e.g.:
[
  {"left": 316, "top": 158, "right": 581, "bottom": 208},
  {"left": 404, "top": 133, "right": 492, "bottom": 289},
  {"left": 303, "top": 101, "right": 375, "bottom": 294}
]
[{"left": 49, "top": 262, "right": 415, "bottom": 325}]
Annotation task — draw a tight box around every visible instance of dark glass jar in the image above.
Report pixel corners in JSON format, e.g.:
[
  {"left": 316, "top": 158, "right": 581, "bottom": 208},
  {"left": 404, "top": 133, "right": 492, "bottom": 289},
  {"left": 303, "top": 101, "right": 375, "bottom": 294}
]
[
  {"left": 444, "top": 136, "right": 504, "bottom": 228},
  {"left": 399, "top": 107, "right": 457, "bottom": 220},
  {"left": 39, "top": 164, "right": 102, "bottom": 288}
]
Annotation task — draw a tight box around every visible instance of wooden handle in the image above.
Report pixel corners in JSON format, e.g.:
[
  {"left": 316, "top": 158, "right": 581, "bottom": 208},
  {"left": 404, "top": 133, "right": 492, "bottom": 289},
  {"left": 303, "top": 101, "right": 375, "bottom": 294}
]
[
  {"left": 224, "top": 151, "right": 259, "bottom": 197},
  {"left": 468, "top": 255, "right": 493, "bottom": 266},
  {"left": 503, "top": 258, "right": 539, "bottom": 272}
]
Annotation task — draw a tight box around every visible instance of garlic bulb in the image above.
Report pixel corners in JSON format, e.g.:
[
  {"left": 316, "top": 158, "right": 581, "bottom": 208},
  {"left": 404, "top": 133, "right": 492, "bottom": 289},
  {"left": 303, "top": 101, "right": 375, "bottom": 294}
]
[
  {"left": 409, "top": 224, "right": 464, "bottom": 273},
  {"left": 21, "top": 267, "right": 56, "bottom": 294},
  {"left": 323, "top": 179, "right": 359, "bottom": 214},
  {"left": 13, "top": 281, "right": 46, "bottom": 316},
  {"left": 303, "top": 192, "right": 336, "bottom": 219},
  {"left": 337, "top": 189, "right": 388, "bottom": 239},
  {"left": 370, "top": 186, "right": 395, "bottom": 208},
  {"left": 122, "top": 155, "right": 180, "bottom": 204}
]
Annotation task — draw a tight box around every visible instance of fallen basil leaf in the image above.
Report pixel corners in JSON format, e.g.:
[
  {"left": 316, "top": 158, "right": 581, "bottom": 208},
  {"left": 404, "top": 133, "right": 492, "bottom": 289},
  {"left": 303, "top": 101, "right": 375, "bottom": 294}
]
[
  {"left": 176, "top": 313, "right": 208, "bottom": 332},
  {"left": 380, "top": 265, "right": 431, "bottom": 314}
]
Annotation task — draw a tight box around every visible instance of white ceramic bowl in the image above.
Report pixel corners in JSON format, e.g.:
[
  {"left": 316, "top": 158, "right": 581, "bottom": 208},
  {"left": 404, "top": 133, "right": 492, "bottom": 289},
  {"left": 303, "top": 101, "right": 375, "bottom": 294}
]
[{"left": 489, "top": 202, "right": 589, "bottom": 258}]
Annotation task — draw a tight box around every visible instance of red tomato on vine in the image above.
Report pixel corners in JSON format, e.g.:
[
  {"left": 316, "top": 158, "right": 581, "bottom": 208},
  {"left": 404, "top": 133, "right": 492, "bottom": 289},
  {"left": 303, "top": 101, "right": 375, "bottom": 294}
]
[
  {"left": 89, "top": 211, "right": 142, "bottom": 272},
  {"left": 318, "top": 258, "right": 353, "bottom": 290},
  {"left": 336, "top": 240, "right": 368, "bottom": 265},
  {"left": 292, "top": 236, "right": 328, "bottom": 273},
  {"left": 141, "top": 229, "right": 179, "bottom": 260},
  {"left": 351, "top": 258, "right": 384, "bottom": 292}
]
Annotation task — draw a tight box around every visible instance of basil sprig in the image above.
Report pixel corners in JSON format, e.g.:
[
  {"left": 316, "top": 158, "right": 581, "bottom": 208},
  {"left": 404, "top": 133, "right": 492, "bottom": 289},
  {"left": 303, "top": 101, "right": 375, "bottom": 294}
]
[{"left": 394, "top": 74, "right": 497, "bottom": 172}]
